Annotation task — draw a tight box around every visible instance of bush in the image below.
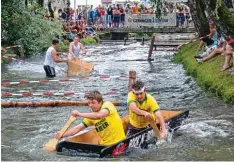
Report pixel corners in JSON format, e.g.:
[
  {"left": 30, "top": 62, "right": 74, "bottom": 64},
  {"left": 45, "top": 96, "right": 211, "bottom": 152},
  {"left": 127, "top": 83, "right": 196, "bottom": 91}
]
[
  {"left": 80, "top": 37, "right": 98, "bottom": 45},
  {"left": 1, "top": 0, "right": 64, "bottom": 57}
]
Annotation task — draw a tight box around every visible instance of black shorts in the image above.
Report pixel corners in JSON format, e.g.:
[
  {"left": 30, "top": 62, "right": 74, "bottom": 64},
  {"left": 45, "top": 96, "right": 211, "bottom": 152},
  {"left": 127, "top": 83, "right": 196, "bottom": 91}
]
[
  {"left": 44, "top": 65, "right": 56, "bottom": 77},
  {"left": 126, "top": 123, "right": 148, "bottom": 137},
  {"left": 201, "top": 36, "right": 214, "bottom": 46},
  {"left": 126, "top": 123, "right": 149, "bottom": 149}
]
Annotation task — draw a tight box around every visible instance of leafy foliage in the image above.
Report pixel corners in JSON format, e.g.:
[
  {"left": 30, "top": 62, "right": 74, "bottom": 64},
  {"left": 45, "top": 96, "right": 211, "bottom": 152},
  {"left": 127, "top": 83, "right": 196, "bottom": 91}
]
[
  {"left": 1, "top": 0, "right": 64, "bottom": 57},
  {"left": 148, "top": 0, "right": 163, "bottom": 18},
  {"left": 80, "top": 36, "right": 98, "bottom": 45}
]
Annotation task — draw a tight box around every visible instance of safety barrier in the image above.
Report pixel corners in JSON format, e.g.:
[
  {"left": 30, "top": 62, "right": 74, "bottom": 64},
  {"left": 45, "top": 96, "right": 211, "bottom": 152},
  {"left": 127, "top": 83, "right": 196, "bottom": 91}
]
[
  {"left": 1, "top": 71, "right": 136, "bottom": 108},
  {"left": 1, "top": 75, "right": 128, "bottom": 86},
  {"left": 1, "top": 91, "right": 120, "bottom": 98},
  {"left": 1, "top": 42, "right": 24, "bottom": 58},
  {"left": 1, "top": 45, "right": 22, "bottom": 52},
  {"left": 1, "top": 100, "right": 127, "bottom": 108}
]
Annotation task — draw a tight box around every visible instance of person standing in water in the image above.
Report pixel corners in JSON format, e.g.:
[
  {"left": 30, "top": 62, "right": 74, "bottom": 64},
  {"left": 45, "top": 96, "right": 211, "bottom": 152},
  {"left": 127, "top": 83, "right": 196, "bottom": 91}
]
[
  {"left": 68, "top": 36, "right": 86, "bottom": 59},
  {"left": 44, "top": 39, "right": 68, "bottom": 78}
]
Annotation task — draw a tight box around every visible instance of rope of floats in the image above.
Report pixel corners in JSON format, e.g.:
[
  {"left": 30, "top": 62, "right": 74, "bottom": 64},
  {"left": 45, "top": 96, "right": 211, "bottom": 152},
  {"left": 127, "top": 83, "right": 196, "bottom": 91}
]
[
  {"left": 1, "top": 91, "right": 120, "bottom": 98},
  {"left": 1, "top": 45, "right": 22, "bottom": 51},
  {"left": 1, "top": 100, "right": 127, "bottom": 108},
  {"left": 1, "top": 75, "right": 128, "bottom": 86}
]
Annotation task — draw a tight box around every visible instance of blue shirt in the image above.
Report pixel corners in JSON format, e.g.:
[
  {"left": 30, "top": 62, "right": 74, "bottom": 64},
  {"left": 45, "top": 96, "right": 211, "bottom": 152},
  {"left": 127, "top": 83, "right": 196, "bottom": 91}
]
[{"left": 69, "top": 33, "right": 76, "bottom": 40}]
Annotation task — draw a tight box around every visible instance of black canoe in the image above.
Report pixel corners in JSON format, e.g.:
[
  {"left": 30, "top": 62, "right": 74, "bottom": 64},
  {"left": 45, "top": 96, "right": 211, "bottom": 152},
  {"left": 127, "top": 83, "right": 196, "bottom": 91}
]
[{"left": 56, "top": 110, "right": 189, "bottom": 158}]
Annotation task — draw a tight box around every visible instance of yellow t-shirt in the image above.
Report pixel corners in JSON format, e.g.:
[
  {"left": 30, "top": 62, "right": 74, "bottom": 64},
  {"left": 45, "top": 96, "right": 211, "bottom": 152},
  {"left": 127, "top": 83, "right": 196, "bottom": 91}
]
[
  {"left": 82, "top": 101, "right": 126, "bottom": 145},
  {"left": 127, "top": 91, "right": 160, "bottom": 128}
]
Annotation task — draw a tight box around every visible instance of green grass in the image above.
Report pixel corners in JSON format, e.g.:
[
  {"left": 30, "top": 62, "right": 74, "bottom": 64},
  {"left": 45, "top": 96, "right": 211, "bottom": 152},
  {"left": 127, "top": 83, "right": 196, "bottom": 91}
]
[{"left": 173, "top": 41, "right": 234, "bottom": 104}]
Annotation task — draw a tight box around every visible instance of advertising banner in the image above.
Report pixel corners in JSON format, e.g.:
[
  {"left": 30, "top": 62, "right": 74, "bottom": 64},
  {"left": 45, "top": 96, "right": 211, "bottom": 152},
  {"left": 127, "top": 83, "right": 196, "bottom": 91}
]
[{"left": 125, "top": 13, "right": 177, "bottom": 27}]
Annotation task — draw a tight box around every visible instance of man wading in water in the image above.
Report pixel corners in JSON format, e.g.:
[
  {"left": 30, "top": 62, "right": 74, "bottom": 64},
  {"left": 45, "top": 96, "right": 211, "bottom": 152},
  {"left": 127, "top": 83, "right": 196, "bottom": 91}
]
[
  {"left": 43, "top": 39, "right": 68, "bottom": 78},
  {"left": 68, "top": 36, "right": 86, "bottom": 60}
]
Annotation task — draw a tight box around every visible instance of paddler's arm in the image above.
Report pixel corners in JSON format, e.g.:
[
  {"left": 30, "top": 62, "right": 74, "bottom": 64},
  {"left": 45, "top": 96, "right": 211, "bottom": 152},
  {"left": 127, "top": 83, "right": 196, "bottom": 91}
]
[
  {"left": 154, "top": 111, "right": 167, "bottom": 139},
  {"left": 56, "top": 123, "right": 85, "bottom": 138},
  {"left": 129, "top": 102, "right": 152, "bottom": 118},
  {"left": 79, "top": 43, "right": 86, "bottom": 55},
  {"left": 52, "top": 50, "right": 68, "bottom": 63},
  {"left": 71, "top": 109, "right": 109, "bottom": 120}
]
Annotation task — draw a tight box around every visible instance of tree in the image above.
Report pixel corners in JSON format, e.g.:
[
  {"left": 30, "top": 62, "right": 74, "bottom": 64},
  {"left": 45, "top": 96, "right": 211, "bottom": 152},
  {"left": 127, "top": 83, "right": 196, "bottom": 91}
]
[
  {"left": 48, "top": 0, "right": 54, "bottom": 18},
  {"left": 36, "top": 0, "right": 44, "bottom": 7},
  {"left": 203, "top": 0, "right": 234, "bottom": 38},
  {"left": 1, "top": 0, "right": 63, "bottom": 56},
  {"left": 223, "top": 0, "right": 233, "bottom": 8},
  {"left": 187, "top": 0, "right": 210, "bottom": 37}
]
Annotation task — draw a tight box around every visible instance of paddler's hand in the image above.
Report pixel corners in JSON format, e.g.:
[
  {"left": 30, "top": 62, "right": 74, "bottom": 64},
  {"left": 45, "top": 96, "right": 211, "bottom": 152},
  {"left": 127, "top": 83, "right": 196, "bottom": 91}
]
[
  {"left": 71, "top": 57, "right": 76, "bottom": 61},
  {"left": 81, "top": 51, "right": 86, "bottom": 56},
  {"left": 144, "top": 112, "right": 152, "bottom": 121},
  {"left": 62, "top": 59, "right": 68, "bottom": 62},
  {"left": 71, "top": 110, "right": 80, "bottom": 117},
  {"left": 55, "top": 131, "right": 62, "bottom": 139}
]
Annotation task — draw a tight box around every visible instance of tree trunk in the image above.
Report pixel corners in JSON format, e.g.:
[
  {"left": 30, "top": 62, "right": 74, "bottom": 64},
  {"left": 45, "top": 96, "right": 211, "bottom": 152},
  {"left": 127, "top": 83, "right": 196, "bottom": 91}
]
[
  {"left": 48, "top": 0, "right": 54, "bottom": 18},
  {"left": 203, "top": 0, "right": 234, "bottom": 38},
  {"left": 36, "top": 0, "right": 44, "bottom": 7},
  {"left": 25, "top": 0, "right": 28, "bottom": 7},
  {"left": 187, "top": 0, "right": 210, "bottom": 37},
  {"left": 223, "top": 0, "right": 233, "bottom": 8},
  {"left": 66, "top": 0, "right": 70, "bottom": 21}
]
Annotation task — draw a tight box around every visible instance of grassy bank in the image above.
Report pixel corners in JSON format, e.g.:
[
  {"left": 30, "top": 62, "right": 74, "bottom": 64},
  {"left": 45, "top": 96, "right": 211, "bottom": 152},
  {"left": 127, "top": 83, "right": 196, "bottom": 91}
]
[{"left": 173, "top": 41, "right": 234, "bottom": 104}]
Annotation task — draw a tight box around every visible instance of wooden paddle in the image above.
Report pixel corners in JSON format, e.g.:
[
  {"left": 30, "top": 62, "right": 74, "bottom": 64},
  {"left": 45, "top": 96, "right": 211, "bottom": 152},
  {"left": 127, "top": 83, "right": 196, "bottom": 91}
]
[
  {"left": 43, "top": 115, "right": 76, "bottom": 152},
  {"left": 148, "top": 117, "right": 160, "bottom": 140}
]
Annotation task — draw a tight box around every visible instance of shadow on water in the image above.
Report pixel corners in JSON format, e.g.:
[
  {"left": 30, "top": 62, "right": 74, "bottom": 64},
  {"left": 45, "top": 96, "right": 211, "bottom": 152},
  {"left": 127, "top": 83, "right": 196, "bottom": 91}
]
[{"left": 1, "top": 39, "right": 234, "bottom": 160}]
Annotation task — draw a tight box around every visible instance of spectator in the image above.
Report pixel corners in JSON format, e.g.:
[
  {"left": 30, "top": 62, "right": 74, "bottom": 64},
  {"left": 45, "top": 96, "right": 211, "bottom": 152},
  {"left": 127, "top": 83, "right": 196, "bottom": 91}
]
[
  {"left": 221, "top": 39, "right": 234, "bottom": 71},
  {"left": 68, "top": 29, "right": 77, "bottom": 42},
  {"left": 107, "top": 5, "right": 113, "bottom": 27},
  {"left": 119, "top": 4, "right": 125, "bottom": 27},
  {"left": 125, "top": 3, "right": 132, "bottom": 14},
  {"left": 61, "top": 8, "right": 67, "bottom": 20},
  {"left": 198, "top": 21, "right": 218, "bottom": 51},
  {"left": 132, "top": 3, "right": 139, "bottom": 14},
  {"left": 87, "top": 5, "right": 94, "bottom": 25},
  {"left": 53, "top": 7, "right": 59, "bottom": 19}
]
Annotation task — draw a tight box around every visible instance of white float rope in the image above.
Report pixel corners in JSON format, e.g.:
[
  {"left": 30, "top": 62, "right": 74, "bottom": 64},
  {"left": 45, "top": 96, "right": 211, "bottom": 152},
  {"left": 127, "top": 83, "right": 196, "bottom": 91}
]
[
  {"left": 1, "top": 75, "right": 128, "bottom": 86},
  {"left": 1, "top": 91, "right": 119, "bottom": 97},
  {"left": 1, "top": 45, "right": 22, "bottom": 52}
]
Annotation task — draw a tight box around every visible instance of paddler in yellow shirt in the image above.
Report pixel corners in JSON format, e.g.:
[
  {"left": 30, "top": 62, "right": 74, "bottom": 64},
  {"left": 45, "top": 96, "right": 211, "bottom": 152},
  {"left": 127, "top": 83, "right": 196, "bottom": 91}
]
[
  {"left": 127, "top": 80, "right": 167, "bottom": 139},
  {"left": 56, "top": 90, "right": 126, "bottom": 145}
]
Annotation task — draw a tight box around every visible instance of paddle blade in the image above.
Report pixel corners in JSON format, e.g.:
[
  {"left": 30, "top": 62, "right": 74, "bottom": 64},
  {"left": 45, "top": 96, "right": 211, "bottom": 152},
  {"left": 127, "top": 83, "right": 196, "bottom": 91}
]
[
  {"left": 67, "top": 58, "right": 93, "bottom": 76},
  {"left": 43, "top": 138, "right": 59, "bottom": 152}
]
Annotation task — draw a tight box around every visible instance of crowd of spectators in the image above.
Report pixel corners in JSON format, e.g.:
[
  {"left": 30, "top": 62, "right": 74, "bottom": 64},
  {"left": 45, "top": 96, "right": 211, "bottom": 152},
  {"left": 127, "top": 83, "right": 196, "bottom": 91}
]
[
  {"left": 195, "top": 18, "right": 234, "bottom": 74},
  {"left": 43, "top": 2, "right": 193, "bottom": 39}
]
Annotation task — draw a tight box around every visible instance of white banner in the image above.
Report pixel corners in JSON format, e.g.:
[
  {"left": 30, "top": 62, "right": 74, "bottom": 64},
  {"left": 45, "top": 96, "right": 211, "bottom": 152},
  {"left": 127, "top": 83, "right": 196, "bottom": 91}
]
[{"left": 125, "top": 13, "right": 177, "bottom": 27}]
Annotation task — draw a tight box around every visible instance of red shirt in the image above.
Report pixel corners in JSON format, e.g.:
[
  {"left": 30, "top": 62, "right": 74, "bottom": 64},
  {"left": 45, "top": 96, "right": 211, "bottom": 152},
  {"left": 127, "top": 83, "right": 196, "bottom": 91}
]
[
  {"left": 71, "top": 25, "right": 82, "bottom": 32},
  {"left": 101, "top": 9, "right": 105, "bottom": 16}
]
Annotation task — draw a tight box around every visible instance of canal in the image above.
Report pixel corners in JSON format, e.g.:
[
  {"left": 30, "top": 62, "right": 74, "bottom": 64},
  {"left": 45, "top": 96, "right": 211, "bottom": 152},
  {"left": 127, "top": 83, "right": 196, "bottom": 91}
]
[{"left": 1, "top": 38, "right": 234, "bottom": 160}]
